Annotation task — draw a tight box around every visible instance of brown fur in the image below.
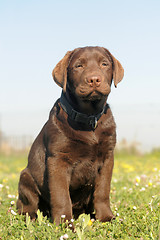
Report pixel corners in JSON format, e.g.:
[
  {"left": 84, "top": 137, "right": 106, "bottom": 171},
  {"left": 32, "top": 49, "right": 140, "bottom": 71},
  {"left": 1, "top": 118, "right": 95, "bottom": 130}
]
[{"left": 17, "top": 46, "right": 124, "bottom": 224}]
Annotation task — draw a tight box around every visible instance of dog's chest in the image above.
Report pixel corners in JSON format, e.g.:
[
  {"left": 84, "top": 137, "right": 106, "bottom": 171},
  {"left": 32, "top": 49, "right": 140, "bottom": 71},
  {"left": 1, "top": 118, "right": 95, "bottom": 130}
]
[{"left": 69, "top": 139, "right": 109, "bottom": 189}]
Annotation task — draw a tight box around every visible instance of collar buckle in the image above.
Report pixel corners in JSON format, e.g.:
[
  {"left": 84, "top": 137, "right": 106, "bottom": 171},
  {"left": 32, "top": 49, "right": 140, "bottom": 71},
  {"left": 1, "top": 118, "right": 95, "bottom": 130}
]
[{"left": 89, "top": 117, "right": 98, "bottom": 129}]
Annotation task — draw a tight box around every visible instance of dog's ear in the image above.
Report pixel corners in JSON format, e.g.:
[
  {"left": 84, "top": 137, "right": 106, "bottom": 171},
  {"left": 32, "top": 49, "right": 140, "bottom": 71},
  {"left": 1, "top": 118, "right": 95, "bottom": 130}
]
[
  {"left": 111, "top": 54, "right": 124, "bottom": 87},
  {"left": 52, "top": 51, "right": 73, "bottom": 91},
  {"left": 103, "top": 48, "right": 124, "bottom": 87}
]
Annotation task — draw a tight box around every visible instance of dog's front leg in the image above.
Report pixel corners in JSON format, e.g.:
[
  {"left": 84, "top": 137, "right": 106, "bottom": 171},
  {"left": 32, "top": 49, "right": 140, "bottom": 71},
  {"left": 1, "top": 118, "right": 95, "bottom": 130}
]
[
  {"left": 47, "top": 157, "right": 72, "bottom": 225},
  {"left": 94, "top": 152, "right": 115, "bottom": 222}
]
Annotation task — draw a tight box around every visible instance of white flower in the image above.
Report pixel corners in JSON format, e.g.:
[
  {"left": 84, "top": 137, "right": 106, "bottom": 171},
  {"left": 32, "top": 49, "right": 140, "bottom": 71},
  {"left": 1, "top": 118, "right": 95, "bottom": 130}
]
[
  {"left": 11, "top": 209, "right": 17, "bottom": 215},
  {"left": 59, "top": 235, "right": 69, "bottom": 240},
  {"left": 141, "top": 174, "right": 147, "bottom": 180},
  {"left": 116, "top": 213, "right": 119, "bottom": 216},
  {"left": 70, "top": 218, "right": 74, "bottom": 222},
  {"left": 0, "top": 184, "right": 4, "bottom": 189},
  {"left": 63, "top": 234, "right": 69, "bottom": 239},
  {"left": 61, "top": 215, "right": 66, "bottom": 218},
  {"left": 140, "top": 187, "right": 146, "bottom": 192},
  {"left": 8, "top": 194, "right": 16, "bottom": 199},
  {"left": 69, "top": 224, "right": 73, "bottom": 228},
  {"left": 133, "top": 206, "right": 137, "bottom": 210},
  {"left": 113, "top": 179, "right": 118, "bottom": 183},
  {"left": 10, "top": 201, "right": 15, "bottom": 205}
]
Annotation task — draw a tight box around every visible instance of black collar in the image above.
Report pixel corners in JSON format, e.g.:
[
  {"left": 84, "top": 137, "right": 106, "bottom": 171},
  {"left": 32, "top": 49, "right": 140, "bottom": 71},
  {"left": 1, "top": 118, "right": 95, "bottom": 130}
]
[{"left": 60, "top": 91, "right": 105, "bottom": 130}]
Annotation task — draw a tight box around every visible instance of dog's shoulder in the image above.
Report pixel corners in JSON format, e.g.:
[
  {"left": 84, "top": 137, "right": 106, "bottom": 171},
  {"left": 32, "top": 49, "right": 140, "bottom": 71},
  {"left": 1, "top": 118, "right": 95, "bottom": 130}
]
[
  {"left": 49, "top": 99, "right": 61, "bottom": 118},
  {"left": 100, "top": 104, "right": 116, "bottom": 130}
]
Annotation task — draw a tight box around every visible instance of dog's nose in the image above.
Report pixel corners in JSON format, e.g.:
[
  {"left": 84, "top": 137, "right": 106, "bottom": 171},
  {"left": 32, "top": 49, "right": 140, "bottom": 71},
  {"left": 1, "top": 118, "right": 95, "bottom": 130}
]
[{"left": 86, "top": 75, "right": 101, "bottom": 87}]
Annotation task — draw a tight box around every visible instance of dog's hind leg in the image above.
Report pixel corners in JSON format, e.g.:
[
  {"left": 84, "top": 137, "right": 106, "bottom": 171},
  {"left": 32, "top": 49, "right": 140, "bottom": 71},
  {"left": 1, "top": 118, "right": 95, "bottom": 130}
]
[{"left": 17, "top": 168, "right": 40, "bottom": 219}]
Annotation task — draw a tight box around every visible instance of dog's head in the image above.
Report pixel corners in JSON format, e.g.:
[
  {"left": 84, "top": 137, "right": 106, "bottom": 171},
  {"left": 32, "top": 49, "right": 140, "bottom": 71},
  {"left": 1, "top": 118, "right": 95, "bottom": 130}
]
[{"left": 52, "top": 47, "right": 124, "bottom": 112}]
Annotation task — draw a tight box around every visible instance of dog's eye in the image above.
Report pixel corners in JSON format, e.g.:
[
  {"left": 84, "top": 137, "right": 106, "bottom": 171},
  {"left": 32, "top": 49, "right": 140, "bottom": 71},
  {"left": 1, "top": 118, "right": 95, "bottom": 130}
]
[
  {"left": 101, "top": 62, "right": 108, "bottom": 67},
  {"left": 76, "top": 64, "right": 83, "bottom": 68}
]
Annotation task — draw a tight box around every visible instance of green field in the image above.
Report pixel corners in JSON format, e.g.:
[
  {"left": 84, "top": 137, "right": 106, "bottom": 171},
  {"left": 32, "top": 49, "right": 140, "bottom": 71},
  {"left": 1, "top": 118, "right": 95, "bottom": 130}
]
[{"left": 0, "top": 149, "right": 160, "bottom": 239}]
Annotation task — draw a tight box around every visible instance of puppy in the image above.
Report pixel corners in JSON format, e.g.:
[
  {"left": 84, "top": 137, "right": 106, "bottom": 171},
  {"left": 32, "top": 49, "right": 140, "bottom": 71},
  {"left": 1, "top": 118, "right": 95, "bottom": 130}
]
[{"left": 17, "top": 46, "right": 124, "bottom": 224}]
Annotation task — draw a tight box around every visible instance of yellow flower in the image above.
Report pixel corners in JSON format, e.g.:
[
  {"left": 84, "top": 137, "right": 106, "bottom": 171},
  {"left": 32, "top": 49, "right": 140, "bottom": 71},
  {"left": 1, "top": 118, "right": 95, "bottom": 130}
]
[
  {"left": 152, "top": 168, "right": 157, "bottom": 172},
  {"left": 135, "top": 176, "right": 140, "bottom": 183},
  {"left": 11, "top": 174, "right": 16, "bottom": 179},
  {"left": 88, "top": 220, "right": 93, "bottom": 226},
  {"left": 2, "top": 179, "right": 8, "bottom": 183},
  {"left": 55, "top": 226, "right": 59, "bottom": 232},
  {"left": 148, "top": 180, "right": 152, "bottom": 186},
  {"left": 121, "top": 163, "right": 134, "bottom": 172}
]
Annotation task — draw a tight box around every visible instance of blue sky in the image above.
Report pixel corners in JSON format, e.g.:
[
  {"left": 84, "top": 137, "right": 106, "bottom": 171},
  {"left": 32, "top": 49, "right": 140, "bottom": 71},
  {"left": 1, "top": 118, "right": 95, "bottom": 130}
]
[{"left": 0, "top": 0, "right": 160, "bottom": 150}]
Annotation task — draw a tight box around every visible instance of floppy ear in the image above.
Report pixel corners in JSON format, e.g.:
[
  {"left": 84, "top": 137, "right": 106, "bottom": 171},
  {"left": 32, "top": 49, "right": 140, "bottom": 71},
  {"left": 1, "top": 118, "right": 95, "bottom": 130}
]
[
  {"left": 103, "top": 47, "right": 124, "bottom": 87},
  {"left": 111, "top": 54, "right": 124, "bottom": 88},
  {"left": 52, "top": 51, "right": 73, "bottom": 91}
]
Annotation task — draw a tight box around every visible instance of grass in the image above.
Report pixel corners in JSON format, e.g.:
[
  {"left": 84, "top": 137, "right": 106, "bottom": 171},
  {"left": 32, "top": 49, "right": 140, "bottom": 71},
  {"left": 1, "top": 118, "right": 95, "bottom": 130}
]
[{"left": 0, "top": 148, "right": 160, "bottom": 239}]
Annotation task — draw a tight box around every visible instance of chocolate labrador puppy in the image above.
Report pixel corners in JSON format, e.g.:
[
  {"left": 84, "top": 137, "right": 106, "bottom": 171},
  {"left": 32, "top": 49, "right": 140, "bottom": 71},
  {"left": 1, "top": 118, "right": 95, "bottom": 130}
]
[{"left": 17, "top": 46, "right": 124, "bottom": 225}]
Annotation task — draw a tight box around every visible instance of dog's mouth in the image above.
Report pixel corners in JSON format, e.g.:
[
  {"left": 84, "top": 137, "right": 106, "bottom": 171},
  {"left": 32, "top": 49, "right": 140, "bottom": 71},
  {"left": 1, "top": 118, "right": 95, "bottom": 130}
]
[
  {"left": 84, "top": 90, "right": 104, "bottom": 101},
  {"left": 76, "top": 88, "right": 109, "bottom": 101}
]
